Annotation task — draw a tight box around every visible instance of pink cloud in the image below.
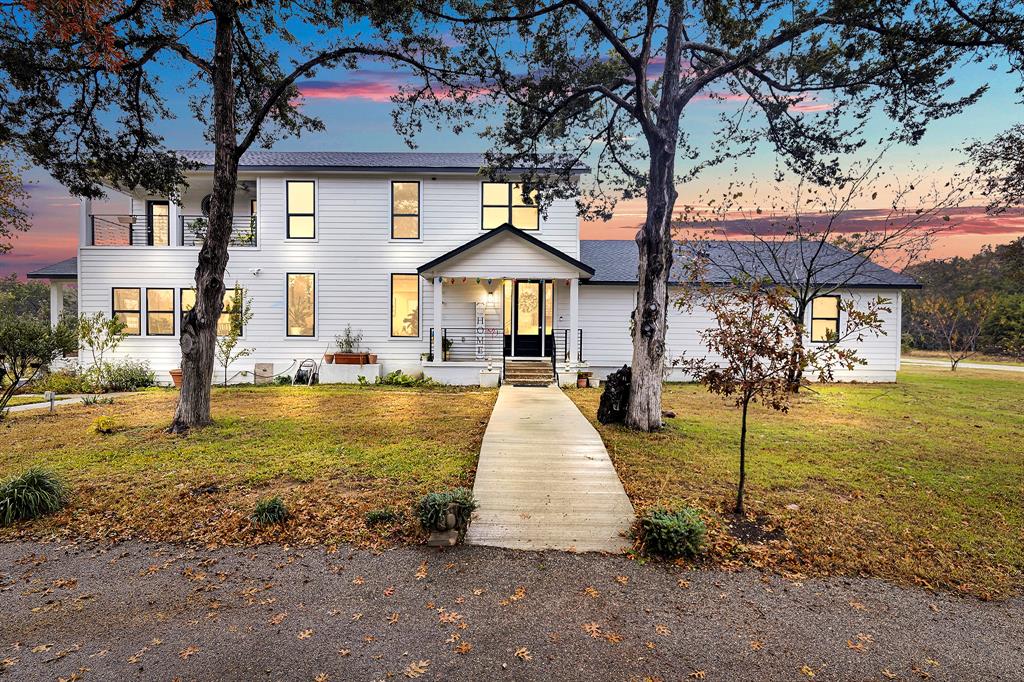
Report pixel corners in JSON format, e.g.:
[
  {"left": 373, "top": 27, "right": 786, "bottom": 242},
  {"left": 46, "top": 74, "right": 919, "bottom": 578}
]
[{"left": 299, "top": 79, "right": 401, "bottom": 103}]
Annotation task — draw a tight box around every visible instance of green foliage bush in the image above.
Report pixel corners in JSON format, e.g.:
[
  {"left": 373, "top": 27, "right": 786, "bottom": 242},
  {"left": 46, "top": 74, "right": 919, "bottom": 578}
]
[
  {"left": 99, "top": 360, "right": 155, "bottom": 392},
  {"left": 365, "top": 508, "right": 402, "bottom": 526},
  {"left": 638, "top": 507, "right": 706, "bottom": 559},
  {"left": 33, "top": 367, "right": 90, "bottom": 394},
  {"left": 414, "top": 488, "right": 478, "bottom": 537},
  {"left": 363, "top": 370, "right": 436, "bottom": 387},
  {"left": 91, "top": 415, "right": 117, "bottom": 434},
  {"left": 0, "top": 468, "right": 67, "bottom": 526},
  {"left": 252, "top": 496, "right": 288, "bottom": 526}
]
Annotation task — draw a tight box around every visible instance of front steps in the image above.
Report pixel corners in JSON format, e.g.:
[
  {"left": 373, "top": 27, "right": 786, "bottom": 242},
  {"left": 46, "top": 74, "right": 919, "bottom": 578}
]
[{"left": 503, "top": 359, "right": 555, "bottom": 386}]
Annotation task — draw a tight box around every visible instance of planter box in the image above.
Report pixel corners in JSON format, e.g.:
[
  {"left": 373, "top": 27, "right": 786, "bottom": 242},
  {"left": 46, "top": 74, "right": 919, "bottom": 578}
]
[
  {"left": 334, "top": 352, "right": 370, "bottom": 365},
  {"left": 319, "top": 363, "right": 381, "bottom": 384}
]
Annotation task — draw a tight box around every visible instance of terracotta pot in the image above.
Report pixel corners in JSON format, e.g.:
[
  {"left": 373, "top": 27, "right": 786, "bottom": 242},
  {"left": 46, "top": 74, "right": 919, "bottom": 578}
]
[
  {"left": 169, "top": 368, "right": 183, "bottom": 388},
  {"left": 577, "top": 376, "right": 588, "bottom": 388},
  {"left": 323, "top": 353, "right": 334, "bottom": 364},
  {"left": 334, "top": 352, "right": 369, "bottom": 365},
  {"left": 367, "top": 354, "right": 378, "bottom": 365}
]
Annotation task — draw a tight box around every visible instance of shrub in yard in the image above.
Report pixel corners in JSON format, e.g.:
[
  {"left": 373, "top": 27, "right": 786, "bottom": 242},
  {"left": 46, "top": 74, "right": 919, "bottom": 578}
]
[
  {"left": 90, "top": 415, "right": 117, "bottom": 434},
  {"left": 372, "top": 370, "right": 436, "bottom": 387},
  {"left": 638, "top": 507, "right": 706, "bottom": 559},
  {"left": 99, "top": 360, "right": 155, "bottom": 392},
  {"left": 415, "top": 488, "right": 478, "bottom": 539},
  {"left": 252, "top": 496, "right": 288, "bottom": 526},
  {"left": 365, "top": 508, "right": 402, "bottom": 526},
  {"left": 34, "top": 367, "right": 90, "bottom": 394},
  {"left": 597, "top": 364, "right": 631, "bottom": 424},
  {"left": 0, "top": 468, "right": 68, "bottom": 526}
]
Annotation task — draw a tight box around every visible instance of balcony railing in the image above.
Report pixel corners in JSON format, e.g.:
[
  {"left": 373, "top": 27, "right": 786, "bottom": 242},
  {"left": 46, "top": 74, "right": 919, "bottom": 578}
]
[
  {"left": 87, "top": 213, "right": 257, "bottom": 247},
  {"left": 180, "top": 215, "right": 257, "bottom": 247}
]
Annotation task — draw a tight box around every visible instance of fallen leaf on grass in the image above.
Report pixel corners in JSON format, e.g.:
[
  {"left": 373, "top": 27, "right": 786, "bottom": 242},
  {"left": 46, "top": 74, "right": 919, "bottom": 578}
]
[
  {"left": 514, "top": 647, "right": 532, "bottom": 661},
  {"left": 351, "top": 576, "right": 364, "bottom": 585},
  {"left": 750, "top": 640, "right": 764, "bottom": 651},
  {"left": 30, "top": 644, "right": 52, "bottom": 654},
  {"left": 338, "top": 649, "right": 351, "bottom": 657},
  {"left": 654, "top": 624, "right": 671, "bottom": 636},
  {"left": 678, "top": 579, "right": 690, "bottom": 588},
  {"left": 603, "top": 631, "right": 623, "bottom": 644},
  {"left": 383, "top": 586, "right": 395, "bottom": 597},
  {"left": 297, "top": 629, "right": 313, "bottom": 640},
  {"left": 582, "top": 622, "right": 602, "bottom": 638},
  {"left": 881, "top": 670, "right": 898, "bottom": 679},
  {"left": 178, "top": 646, "right": 199, "bottom": 660},
  {"left": 415, "top": 561, "right": 428, "bottom": 580},
  {"left": 269, "top": 612, "right": 287, "bottom": 625},
  {"left": 615, "top": 576, "right": 629, "bottom": 585},
  {"left": 689, "top": 672, "right": 706, "bottom": 680},
  {"left": 584, "top": 586, "right": 600, "bottom": 598},
  {"left": 351, "top": 613, "right": 363, "bottom": 621},
  {"left": 314, "top": 674, "right": 329, "bottom": 682},
  {"left": 455, "top": 642, "right": 473, "bottom": 655},
  {"left": 800, "top": 665, "right": 816, "bottom": 678},
  {"left": 849, "top": 600, "right": 866, "bottom": 611},
  {"left": 404, "top": 659, "right": 430, "bottom": 678},
  {"left": 388, "top": 612, "right": 400, "bottom": 625}
]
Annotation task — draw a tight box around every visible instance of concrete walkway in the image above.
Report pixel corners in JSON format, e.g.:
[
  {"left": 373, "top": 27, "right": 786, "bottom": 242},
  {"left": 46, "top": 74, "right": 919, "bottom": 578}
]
[
  {"left": 467, "top": 385, "right": 635, "bottom": 553},
  {"left": 4, "top": 393, "right": 133, "bottom": 414},
  {"left": 902, "top": 357, "right": 1024, "bottom": 373}
]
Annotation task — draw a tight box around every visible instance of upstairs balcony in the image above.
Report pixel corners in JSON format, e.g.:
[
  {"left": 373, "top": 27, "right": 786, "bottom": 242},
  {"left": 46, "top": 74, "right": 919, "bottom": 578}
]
[{"left": 86, "top": 213, "right": 258, "bottom": 247}]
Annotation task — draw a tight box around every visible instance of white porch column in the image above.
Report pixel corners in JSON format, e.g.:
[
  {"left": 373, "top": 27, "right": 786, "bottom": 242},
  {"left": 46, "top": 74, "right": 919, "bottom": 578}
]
[
  {"left": 168, "top": 195, "right": 180, "bottom": 246},
  {"left": 49, "top": 281, "right": 64, "bottom": 328},
  {"left": 432, "top": 276, "right": 443, "bottom": 361},
  {"left": 569, "top": 277, "right": 580, "bottom": 365},
  {"left": 79, "top": 197, "right": 91, "bottom": 246}
]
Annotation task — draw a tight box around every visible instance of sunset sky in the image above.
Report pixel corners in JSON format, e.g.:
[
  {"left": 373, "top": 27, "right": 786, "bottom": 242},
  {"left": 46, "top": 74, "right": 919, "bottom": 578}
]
[{"left": 2, "top": 46, "right": 1022, "bottom": 278}]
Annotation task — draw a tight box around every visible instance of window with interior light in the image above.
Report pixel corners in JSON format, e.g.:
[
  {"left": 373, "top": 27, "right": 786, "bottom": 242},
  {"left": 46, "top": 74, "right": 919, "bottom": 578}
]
[
  {"left": 481, "top": 182, "right": 539, "bottom": 230},
  {"left": 112, "top": 288, "right": 141, "bottom": 335},
  {"left": 391, "top": 181, "right": 420, "bottom": 239},
  {"left": 180, "top": 288, "right": 244, "bottom": 336},
  {"left": 391, "top": 274, "right": 419, "bottom": 337},
  {"left": 146, "top": 288, "right": 174, "bottom": 336},
  {"left": 810, "top": 295, "right": 841, "bottom": 343},
  {"left": 286, "top": 180, "right": 315, "bottom": 239},
  {"left": 286, "top": 273, "right": 315, "bottom": 337}
]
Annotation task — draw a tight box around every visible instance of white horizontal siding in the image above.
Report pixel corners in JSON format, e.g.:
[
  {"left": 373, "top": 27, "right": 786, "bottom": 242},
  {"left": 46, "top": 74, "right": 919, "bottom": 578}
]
[{"left": 580, "top": 285, "right": 901, "bottom": 383}]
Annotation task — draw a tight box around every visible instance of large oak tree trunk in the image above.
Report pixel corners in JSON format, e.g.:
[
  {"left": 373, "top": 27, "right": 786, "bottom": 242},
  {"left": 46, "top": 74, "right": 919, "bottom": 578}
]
[
  {"left": 625, "top": 146, "right": 677, "bottom": 431},
  {"left": 169, "top": 4, "right": 238, "bottom": 433}
]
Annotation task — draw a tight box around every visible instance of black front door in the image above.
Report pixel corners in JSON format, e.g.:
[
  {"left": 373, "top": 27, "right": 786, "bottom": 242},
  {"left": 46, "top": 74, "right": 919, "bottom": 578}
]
[{"left": 503, "top": 280, "right": 553, "bottom": 357}]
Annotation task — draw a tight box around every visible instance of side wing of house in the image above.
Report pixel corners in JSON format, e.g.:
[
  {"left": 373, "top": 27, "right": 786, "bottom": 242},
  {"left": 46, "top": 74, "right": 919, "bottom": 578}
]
[{"left": 579, "top": 284, "right": 904, "bottom": 383}]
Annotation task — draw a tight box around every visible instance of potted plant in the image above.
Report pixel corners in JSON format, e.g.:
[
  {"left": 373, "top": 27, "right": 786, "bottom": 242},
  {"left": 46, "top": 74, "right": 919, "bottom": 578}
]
[
  {"left": 415, "top": 488, "right": 478, "bottom": 547},
  {"left": 442, "top": 336, "right": 454, "bottom": 362},
  {"left": 576, "top": 370, "right": 592, "bottom": 388},
  {"left": 169, "top": 368, "right": 183, "bottom": 388},
  {"left": 334, "top": 326, "right": 369, "bottom": 364}
]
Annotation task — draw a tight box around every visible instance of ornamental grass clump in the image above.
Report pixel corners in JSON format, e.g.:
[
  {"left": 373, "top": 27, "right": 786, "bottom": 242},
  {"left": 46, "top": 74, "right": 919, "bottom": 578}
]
[
  {"left": 638, "top": 507, "right": 706, "bottom": 559},
  {"left": 0, "top": 468, "right": 68, "bottom": 526},
  {"left": 251, "top": 496, "right": 288, "bottom": 526},
  {"left": 415, "top": 488, "right": 478, "bottom": 540}
]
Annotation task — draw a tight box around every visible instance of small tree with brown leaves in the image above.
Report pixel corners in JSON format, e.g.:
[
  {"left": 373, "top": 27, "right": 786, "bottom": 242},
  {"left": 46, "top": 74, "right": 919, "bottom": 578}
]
[
  {"left": 913, "top": 293, "right": 996, "bottom": 370},
  {"left": 676, "top": 275, "right": 887, "bottom": 514}
]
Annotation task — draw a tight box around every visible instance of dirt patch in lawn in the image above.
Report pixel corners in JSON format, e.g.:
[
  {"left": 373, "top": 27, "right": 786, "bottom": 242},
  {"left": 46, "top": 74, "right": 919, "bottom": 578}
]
[{"left": 0, "top": 384, "right": 497, "bottom": 550}]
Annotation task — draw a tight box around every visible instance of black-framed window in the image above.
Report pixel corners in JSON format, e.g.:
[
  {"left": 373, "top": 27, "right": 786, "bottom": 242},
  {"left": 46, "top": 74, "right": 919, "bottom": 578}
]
[
  {"left": 286, "top": 273, "right": 315, "bottom": 337},
  {"left": 391, "top": 181, "right": 420, "bottom": 239},
  {"left": 146, "top": 288, "right": 174, "bottom": 336},
  {"left": 112, "top": 287, "right": 141, "bottom": 336},
  {"left": 147, "top": 200, "right": 170, "bottom": 247},
  {"left": 481, "top": 182, "right": 539, "bottom": 230},
  {"left": 180, "top": 288, "right": 243, "bottom": 336},
  {"left": 391, "top": 274, "right": 419, "bottom": 337},
  {"left": 810, "top": 295, "right": 841, "bottom": 343},
  {"left": 286, "top": 180, "right": 315, "bottom": 239}
]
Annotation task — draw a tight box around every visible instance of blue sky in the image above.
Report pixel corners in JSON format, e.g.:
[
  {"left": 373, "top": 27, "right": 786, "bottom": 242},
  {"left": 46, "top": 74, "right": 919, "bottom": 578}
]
[{"left": 3, "top": 20, "right": 1022, "bottom": 278}]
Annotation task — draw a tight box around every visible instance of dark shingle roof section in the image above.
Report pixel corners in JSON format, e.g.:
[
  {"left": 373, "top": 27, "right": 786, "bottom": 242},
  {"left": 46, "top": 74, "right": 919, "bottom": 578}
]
[
  {"left": 178, "top": 150, "right": 589, "bottom": 174},
  {"left": 27, "top": 257, "right": 78, "bottom": 280},
  {"left": 580, "top": 240, "right": 920, "bottom": 288}
]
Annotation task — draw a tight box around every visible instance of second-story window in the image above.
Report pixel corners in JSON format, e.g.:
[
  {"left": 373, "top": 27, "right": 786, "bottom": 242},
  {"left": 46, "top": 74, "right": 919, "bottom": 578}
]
[
  {"left": 482, "top": 182, "right": 539, "bottom": 231},
  {"left": 286, "top": 180, "right": 315, "bottom": 239},
  {"left": 112, "top": 287, "right": 141, "bottom": 335},
  {"left": 391, "top": 181, "right": 420, "bottom": 239}
]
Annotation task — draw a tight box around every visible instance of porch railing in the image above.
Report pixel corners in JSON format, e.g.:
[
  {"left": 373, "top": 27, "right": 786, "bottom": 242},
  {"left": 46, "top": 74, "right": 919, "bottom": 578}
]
[
  {"left": 180, "top": 215, "right": 257, "bottom": 247},
  {"left": 88, "top": 214, "right": 150, "bottom": 246},
  {"left": 88, "top": 213, "right": 257, "bottom": 247},
  {"left": 426, "top": 327, "right": 504, "bottom": 362}
]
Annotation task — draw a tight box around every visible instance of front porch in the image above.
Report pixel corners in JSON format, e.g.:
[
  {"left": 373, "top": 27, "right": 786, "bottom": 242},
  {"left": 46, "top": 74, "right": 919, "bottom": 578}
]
[{"left": 416, "top": 224, "right": 594, "bottom": 387}]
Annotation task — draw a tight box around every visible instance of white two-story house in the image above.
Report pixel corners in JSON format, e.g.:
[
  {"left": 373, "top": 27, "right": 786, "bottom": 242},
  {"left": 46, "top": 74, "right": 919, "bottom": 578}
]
[{"left": 29, "top": 150, "right": 917, "bottom": 386}]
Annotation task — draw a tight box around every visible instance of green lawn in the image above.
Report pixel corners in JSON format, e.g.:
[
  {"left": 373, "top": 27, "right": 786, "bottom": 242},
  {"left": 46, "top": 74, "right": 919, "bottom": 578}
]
[
  {"left": 4, "top": 395, "right": 48, "bottom": 407},
  {"left": 568, "top": 366, "right": 1024, "bottom": 599},
  {"left": 0, "top": 384, "right": 496, "bottom": 548}
]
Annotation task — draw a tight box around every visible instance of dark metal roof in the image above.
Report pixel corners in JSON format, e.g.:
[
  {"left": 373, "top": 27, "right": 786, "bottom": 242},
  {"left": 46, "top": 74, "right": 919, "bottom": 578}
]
[
  {"left": 418, "top": 224, "right": 595, "bottom": 277},
  {"left": 580, "top": 240, "right": 920, "bottom": 289},
  {"left": 27, "top": 257, "right": 78, "bottom": 280},
  {"left": 178, "top": 150, "right": 590, "bottom": 174}
]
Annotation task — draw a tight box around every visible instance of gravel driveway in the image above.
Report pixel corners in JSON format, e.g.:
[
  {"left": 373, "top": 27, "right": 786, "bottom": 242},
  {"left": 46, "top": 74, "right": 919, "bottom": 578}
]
[{"left": 1, "top": 540, "right": 1020, "bottom": 681}]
